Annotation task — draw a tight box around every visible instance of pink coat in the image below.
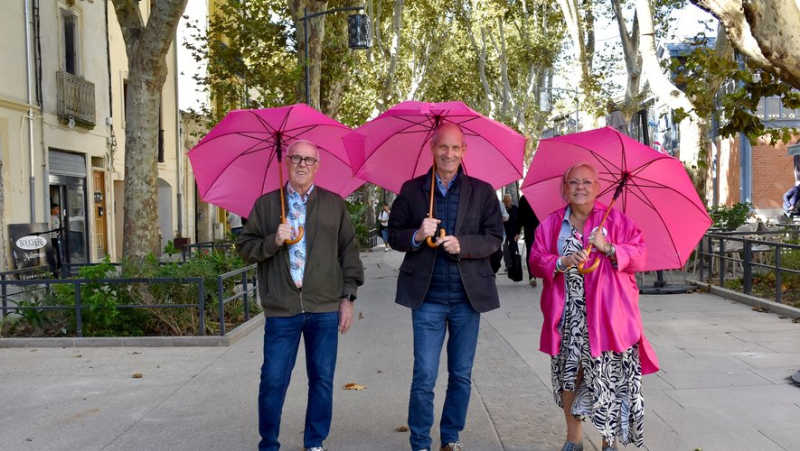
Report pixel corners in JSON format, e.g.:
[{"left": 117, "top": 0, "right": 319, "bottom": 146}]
[{"left": 529, "top": 202, "right": 659, "bottom": 374}]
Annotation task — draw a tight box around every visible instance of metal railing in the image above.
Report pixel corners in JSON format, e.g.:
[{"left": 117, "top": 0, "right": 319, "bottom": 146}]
[
  {"left": 216, "top": 264, "right": 258, "bottom": 336},
  {"left": 0, "top": 277, "right": 205, "bottom": 337},
  {"left": 181, "top": 241, "right": 234, "bottom": 262},
  {"left": 56, "top": 71, "right": 95, "bottom": 126},
  {"left": 1, "top": 261, "right": 261, "bottom": 337},
  {"left": 696, "top": 230, "right": 800, "bottom": 303}
]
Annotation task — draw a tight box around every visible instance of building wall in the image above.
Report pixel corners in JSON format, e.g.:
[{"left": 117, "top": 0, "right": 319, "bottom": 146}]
[
  {"left": 711, "top": 134, "right": 798, "bottom": 221},
  {"left": 1, "top": 0, "right": 112, "bottom": 270}
]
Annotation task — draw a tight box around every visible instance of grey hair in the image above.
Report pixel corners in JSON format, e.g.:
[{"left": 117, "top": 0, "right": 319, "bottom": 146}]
[
  {"left": 430, "top": 122, "right": 465, "bottom": 148},
  {"left": 560, "top": 162, "right": 600, "bottom": 201},
  {"left": 286, "top": 139, "right": 320, "bottom": 161}
]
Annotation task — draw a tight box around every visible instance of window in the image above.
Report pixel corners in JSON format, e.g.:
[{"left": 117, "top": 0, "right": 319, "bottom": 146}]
[
  {"left": 158, "top": 106, "right": 164, "bottom": 163},
  {"left": 62, "top": 11, "right": 79, "bottom": 75}
]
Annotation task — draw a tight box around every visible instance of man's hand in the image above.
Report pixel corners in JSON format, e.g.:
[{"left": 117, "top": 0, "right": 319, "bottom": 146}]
[
  {"left": 415, "top": 217, "right": 441, "bottom": 243},
  {"left": 274, "top": 223, "right": 294, "bottom": 246},
  {"left": 338, "top": 299, "right": 354, "bottom": 334},
  {"left": 439, "top": 235, "right": 460, "bottom": 255}
]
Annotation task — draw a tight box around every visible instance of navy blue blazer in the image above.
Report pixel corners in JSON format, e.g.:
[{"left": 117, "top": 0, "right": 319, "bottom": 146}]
[{"left": 388, "top": 169, "right": 503, "bottom": 313}]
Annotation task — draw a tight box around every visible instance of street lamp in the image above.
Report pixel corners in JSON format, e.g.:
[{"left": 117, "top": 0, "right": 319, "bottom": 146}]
[
  {"left": 549, "top": 87, "right": 580, "bottom": 134},
  {"left": 299, "top": 6, "right": 370, "bottom": 105}
]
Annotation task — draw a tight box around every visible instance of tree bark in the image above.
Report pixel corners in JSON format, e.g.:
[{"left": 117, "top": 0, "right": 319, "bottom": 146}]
[
  {"left": 289, "top": 1, "right": 329, "bottom": 109},
  {"left": 112, "top": 0, "right": 188, "bottom": 260},
  {"left": 692, "top": 0, "right": 800, "bottom": 90},
  {"left": 637, "top": 0, "right": 704, "bottom": 163},
  {"left": 611, "top": 0, "right": 642, "bottom": 110}
]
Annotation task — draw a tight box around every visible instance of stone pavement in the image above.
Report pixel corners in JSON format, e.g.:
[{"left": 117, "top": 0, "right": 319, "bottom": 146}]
[{"left": 1, "top": 248, "right": 799, "bottom": 451}]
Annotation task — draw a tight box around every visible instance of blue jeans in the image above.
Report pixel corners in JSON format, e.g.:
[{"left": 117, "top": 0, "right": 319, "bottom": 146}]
[
  {"left": 381, "top": 228, "right": 389, "bottom": 245},
  {"left": 258, "top": 312, "right": 338, "bottom": 451},
  {"left": 408, "top": 302, "right": 480, "bottom": 450}
]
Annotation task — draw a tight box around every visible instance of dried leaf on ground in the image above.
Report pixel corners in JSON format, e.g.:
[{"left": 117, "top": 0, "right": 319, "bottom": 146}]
[
  {"left": 342, "top": 382, "right": 366, "bottom": 390},
  {"left": 395, "top": 426, "right": 409, "bottom": 432},
  {"left": 132, "top": 373, "right": 143, "bottom": 379},
  {"left": 358, "top": 312, "right": 364, "bottom": 319},
  {"left": 752, "top": 305, "right": 768, "bottom": 313}
]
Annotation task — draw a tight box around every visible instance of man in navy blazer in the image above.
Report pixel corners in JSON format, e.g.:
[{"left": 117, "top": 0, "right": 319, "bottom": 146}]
[{"left": 388, "top": 123, "right": 503, "bottom": 451}]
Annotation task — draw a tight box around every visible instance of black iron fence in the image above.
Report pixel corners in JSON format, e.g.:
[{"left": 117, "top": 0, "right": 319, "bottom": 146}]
[
  {"left": 0, "top": 261, "right": 259, "bottom": 338},
  {"left": 696, "top": 230, "right": 800, "bottom": 303}
]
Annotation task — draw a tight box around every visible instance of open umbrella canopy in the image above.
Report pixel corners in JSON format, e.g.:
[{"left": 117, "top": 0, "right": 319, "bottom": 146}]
[
  {"left": 188, "top": 104, "right": 364, "bottom": 217},
  {"left": 521, "top": 126, "right": 712, "bottom": 271},
  {"left": 342, "top": 101, "right": 525, "bottom": 193}
]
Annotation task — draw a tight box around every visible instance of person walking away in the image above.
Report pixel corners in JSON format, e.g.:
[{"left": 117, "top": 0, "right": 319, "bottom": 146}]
[
  {"left": 517, "top": 195, "right": 540, "bottom": 286},
  {"left": 227, "top": 211, "right": 244, "bottom": 236},
  {"left": 491, "top": 199, "right": 509, "bottom": 274},
  {"left": 237, "top": 139, "right": 364, "bottom": 451},
  {"left": 388, "top": 123, "right": 503, "bottom": 451},
  {"left": 528, "top": 162, "right": 659, "bottom": 451},
  {"left": 502, "top": 193, "right": 520, "bottom": 274},
  {"left": 379, "top": 203, "right": 392, "bottom": 251}
]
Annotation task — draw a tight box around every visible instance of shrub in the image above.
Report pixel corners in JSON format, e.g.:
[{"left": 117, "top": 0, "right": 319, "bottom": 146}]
[{"left": 707, "top": 202, "right": 752, "bottom": 231}]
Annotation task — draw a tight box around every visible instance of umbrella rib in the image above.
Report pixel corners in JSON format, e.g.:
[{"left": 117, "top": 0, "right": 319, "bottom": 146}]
[
  {"left": 449, "top": 117, "right": 522, "bottom": 178},
  {"left": 619, "top": 182, "right": 684, "bottom": 264}
]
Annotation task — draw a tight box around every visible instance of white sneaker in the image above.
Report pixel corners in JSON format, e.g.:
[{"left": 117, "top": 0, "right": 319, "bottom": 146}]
[{"left": 385, "top": 247, "right": 391, "bottom": 252}]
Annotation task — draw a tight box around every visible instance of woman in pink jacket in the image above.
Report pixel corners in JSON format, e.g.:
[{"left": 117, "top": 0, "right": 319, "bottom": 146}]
[{"left": 529, "top": 163, "right": 658, "bottom": 451}]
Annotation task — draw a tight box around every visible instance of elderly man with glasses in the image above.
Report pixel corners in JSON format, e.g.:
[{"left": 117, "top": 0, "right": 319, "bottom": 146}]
[{"left": 237, "top": 139, "right": 364, "bottom": 451}]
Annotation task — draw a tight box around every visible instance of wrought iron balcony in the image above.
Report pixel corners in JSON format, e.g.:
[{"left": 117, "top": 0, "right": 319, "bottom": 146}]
[{"left": 56, "top": 71, "right": 96, "bottom": 128}]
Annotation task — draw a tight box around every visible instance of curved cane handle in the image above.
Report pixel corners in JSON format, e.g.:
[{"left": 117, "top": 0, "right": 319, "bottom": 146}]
[
  {"left": 426, "top": 229, "right": 446, "bottom": 248},
  {"left": 284, "top": 227, "right": 304, "bottom": 245},
  {"left": 577, "top": 256, "right": 601, "bottom": 274}
]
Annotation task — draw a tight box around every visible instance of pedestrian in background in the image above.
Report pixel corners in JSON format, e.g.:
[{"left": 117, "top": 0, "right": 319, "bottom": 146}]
[
  {"left": 379, "top": 203, "right": 391, "bottom": 251},
  {"left": 502, "top": 193, "right": 520, "bottom": 273},
  {"left": 227, "top": 211, "right": 244, "bottom": 236},
  {"left": 237, "top": 139, "right": 364, "bottom": 451},
  {"left": 528, "top": 162, "right": 658, "bottom": 451},
  {"left": 388, "top": 123, "right": 503, "bottom": 451},
  {"left": 517, "top": 195, "right": 540, "bottom": 286}
]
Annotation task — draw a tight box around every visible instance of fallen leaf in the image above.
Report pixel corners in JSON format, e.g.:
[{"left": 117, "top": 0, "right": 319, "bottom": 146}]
[
  {"left": 396, "top": 426, "right": 409, "bottom": 432},
  {"left": 358, "top": 312, "right": 364, "bottom": 320},
  {"left": 342, "top": 382, "right": 366, "bottom": 390},
  {"left": 132, "top": 373, "right": 143, "bottom": 379}
]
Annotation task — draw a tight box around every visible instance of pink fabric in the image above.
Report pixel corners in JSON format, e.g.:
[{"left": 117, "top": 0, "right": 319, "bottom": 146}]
[
  {"left": 521, "top": 127, "right": 712, "bottom": 271},
  {"left": 188, "top": 104, "right": 364, "bottom": 218},
  {"left": 342, "top": 101, "right": 525, "bottom": 193},
  {"left": 529, "top": 202, "right": 659, "bottom": 375}
]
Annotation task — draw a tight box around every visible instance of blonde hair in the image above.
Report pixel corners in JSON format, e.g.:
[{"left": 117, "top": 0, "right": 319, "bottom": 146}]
[{"left": 560, "top": 162, "right": 600, "bottom": 201}]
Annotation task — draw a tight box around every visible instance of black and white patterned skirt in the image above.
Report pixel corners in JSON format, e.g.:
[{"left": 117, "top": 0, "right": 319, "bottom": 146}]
[{"left": 550, "top": 227, "right": 645, "bottom": 447}]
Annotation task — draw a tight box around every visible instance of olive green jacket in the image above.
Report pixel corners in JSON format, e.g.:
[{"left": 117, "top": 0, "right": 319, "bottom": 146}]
[{"left": 236, "top": 186, "right": 364, "bottom": 317}]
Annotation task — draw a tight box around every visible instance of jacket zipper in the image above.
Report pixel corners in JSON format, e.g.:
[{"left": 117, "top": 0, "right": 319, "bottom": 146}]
[{"left": 299, "top": 289, "right": 305, "bottom": 313}]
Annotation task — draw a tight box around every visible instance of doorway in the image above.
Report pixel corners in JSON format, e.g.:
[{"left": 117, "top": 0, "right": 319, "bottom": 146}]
[{"left": 49, "top": 175, "right": 89, "bottom": 267}]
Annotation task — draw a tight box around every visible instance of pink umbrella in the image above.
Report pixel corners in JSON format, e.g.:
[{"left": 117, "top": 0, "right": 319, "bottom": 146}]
[
  {"left": 521, "top": 126, "right": 712, "bottom": 271},
  {"left": 342, "top": 100, "right": 526, "bottom": 194},
  {"left": 188, "top": 104, "right": 364, "bottom": 219}
]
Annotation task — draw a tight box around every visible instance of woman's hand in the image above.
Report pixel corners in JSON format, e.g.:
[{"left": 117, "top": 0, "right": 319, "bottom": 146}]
[
  {"left": 588, "top": 229, "right": 610, "bottom": 254},
  {"left": 560, "top": 249, "right": 588, "bottom": 268}
]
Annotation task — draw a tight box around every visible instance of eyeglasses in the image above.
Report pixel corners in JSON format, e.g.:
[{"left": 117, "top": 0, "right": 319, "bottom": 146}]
[
  {"left": 566, "top": 179, "right": 595, "bottom": 188},
  {"left": 288, "top": 155, "right": 318, "bottom": 166}
]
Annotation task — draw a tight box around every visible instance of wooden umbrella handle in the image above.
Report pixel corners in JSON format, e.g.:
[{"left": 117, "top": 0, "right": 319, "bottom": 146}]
[
  {"left": 426, "top": 164, "right": 444, "bottom": 248},
  {"left": 575, "top": 197, "right": 618, "bottom": 274},
  {"left": 279, "top": 159, "right": 304, "bottom": 245}
]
